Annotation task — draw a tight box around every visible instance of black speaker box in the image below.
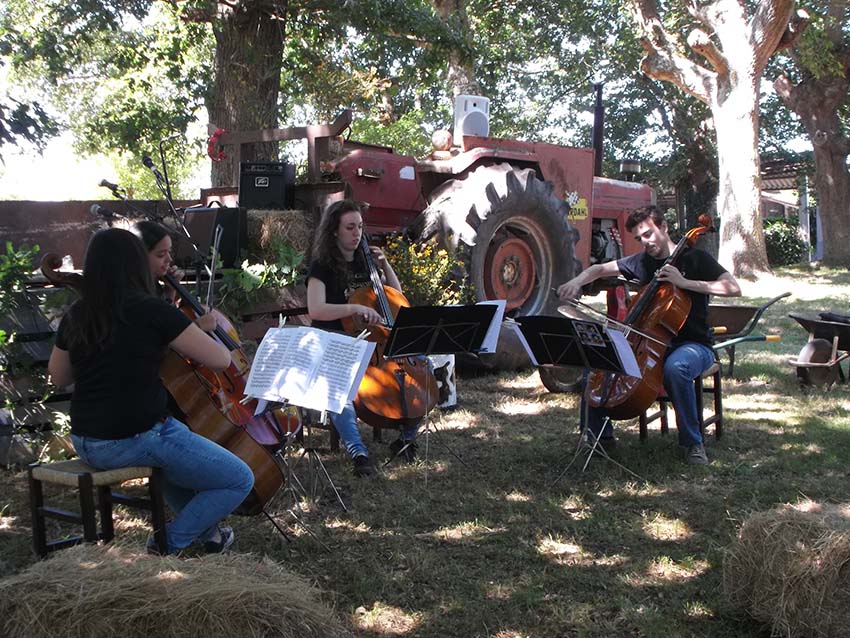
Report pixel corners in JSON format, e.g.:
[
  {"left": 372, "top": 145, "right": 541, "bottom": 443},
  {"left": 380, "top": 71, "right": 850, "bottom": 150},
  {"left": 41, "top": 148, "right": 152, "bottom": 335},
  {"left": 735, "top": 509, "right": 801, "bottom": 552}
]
[
  {"left": 173, "top": 207, "right": 246, "bottom": 269},
  {"left": 239, "top": 162, "right": 295, "bottom": 209}
]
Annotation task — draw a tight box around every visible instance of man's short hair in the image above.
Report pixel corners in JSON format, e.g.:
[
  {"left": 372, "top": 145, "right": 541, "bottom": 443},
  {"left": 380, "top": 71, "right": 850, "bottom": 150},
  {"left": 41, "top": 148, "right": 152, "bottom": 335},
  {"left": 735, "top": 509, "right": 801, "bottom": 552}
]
[{"left": 625, "top": 205, "right": 666, "bottom": 232}]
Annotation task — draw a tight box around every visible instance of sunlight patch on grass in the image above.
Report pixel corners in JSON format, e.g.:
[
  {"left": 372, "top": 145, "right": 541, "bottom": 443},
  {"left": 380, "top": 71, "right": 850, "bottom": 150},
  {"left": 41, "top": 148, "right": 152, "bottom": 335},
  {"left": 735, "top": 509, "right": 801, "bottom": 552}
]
[
  {"left": 538, "top": 535, "right": 588, "bottom": 565},
  {"left": 435, "top": 409, "right": 479, "bottom": 431},
  {"left": 683, "top": 600, "right": 715, "bottom": 620},
  {"left": 622, "top": 555, "right": 709, "bottom": 586},
  {"left": 505, "top": 491, "right": 531, "bottom": 502},
  {"left": 641, "top": 512, "right": 692, "bottom": 541},
  {"left": 493, "top": 399, "right": 545, "bottom": 416},
  {"left": 420, "top": 520, "right": 505, "bottom": 544},
  {"left": 558, "top": 495, "right": 591, "bottom": 520},
  {"left": 353, "top": 601, "right": 421, "bottom": 635},
  {"left": 0, "top": 514, "right": 15, "bottom": 531}
]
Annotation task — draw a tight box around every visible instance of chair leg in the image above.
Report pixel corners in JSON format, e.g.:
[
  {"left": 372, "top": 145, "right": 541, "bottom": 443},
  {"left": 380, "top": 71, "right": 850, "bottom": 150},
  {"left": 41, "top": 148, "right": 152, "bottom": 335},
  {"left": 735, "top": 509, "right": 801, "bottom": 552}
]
[
  {"left": 728, "top": 345, "right": 736, "bottom": 377},
  {"left": 28, "top": 466, "right": 48, "bottom": 558},
  {"left": 97, "top": 485, "right": 115, "bottom": 543},
  {"left": 660, "top": 401, "right": 669, "bottom": 436},
  {"left": 149, "top": 468, "right": 169, "bottom": 554},
  {"left": 77, "top": 473, "right": 99, "bottom": 543},
  {"left": 639, "top": 413, "right": 648, "bottom": 441},
  {"left": 713, "top": 368, "right": 723, "bottom": 439}
]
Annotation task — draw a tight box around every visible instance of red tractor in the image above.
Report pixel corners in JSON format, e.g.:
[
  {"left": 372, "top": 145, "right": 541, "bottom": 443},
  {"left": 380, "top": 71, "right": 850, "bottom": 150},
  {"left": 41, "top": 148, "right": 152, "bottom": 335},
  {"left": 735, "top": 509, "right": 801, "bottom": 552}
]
[{"left": 212, "top": 101, "right": 653, "bottom": 387}]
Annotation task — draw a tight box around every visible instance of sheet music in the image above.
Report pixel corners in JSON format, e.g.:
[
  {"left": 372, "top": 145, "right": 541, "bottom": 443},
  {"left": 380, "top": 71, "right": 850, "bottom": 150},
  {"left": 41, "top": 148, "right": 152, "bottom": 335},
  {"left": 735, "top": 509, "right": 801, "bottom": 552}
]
[
  {"left": 245, "top": 327, "right": 375, "bottom": 414},
  {"left": 604, "top": 328, "right": 640, "bottom": 377},
  {"left": 477, "top": 299, "right": 506, "bottom": 354},
  {"left": 512, "top": 315, "right": 640, "bottom": 377}
]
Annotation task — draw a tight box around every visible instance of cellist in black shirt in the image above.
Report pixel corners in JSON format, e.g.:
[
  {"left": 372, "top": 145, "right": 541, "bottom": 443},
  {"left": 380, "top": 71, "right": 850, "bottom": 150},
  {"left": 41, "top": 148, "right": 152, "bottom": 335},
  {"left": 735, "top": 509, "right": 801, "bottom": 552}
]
[{"left": 558, "top": 206, "right": 741, "bottom": 465}]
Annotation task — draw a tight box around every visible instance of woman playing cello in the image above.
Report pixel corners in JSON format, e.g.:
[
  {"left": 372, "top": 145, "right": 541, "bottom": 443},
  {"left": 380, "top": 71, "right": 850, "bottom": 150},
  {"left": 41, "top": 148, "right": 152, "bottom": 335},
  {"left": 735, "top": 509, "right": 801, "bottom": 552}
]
[
  {"left": 132, "top": 220, "right": 217, "bottom": 333},
  {"left": 557, "top": 206, "right": 741, "bottom": 465},
  {"left": 48, "top": 228, "right": 254, "bottom": 554},
  {"left": 306, "top": 199, "right": 421, "bottom": 476}
]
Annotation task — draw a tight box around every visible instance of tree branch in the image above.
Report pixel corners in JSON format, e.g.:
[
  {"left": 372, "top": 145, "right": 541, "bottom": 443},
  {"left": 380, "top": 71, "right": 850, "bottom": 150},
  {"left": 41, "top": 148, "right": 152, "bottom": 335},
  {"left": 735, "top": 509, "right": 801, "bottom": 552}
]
[
  {"left": 751, "top": 0, "right": 796, "bottom": 69},
  {"left": 630, "top": 0, "right": 714, "bottom": 103},
  {"left": 687, "top": 28, "right": 728, "bottom": 77}
]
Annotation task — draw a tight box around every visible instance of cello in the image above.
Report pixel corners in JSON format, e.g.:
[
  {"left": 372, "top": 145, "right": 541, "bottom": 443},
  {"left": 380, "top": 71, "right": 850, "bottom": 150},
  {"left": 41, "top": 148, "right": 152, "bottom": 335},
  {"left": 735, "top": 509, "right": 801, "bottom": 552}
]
[
  {"left": 41, "top": 254, "right": 284, "bottom": 516},
  {"left": 342, "top": 236, "right": 438, "bottom": 428},
  {"left": 585, "top": 215, "right": 714, "bottom": 420}
]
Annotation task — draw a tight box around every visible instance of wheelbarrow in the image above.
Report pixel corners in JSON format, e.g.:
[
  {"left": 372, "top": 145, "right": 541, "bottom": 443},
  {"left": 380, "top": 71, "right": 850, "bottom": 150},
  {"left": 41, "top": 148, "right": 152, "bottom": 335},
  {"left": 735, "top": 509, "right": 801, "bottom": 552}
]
[
  {"left": 788, "top": 313, "right": 850, "bottom": 387},
  {"left": 708, "top": 292, "right": 790, "bottom": 376}
]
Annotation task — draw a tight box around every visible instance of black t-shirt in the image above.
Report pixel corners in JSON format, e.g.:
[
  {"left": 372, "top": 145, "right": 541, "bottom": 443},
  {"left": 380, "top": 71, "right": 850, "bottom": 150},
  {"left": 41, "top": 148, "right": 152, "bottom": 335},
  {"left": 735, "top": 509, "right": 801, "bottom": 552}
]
[
  {"left": 306, "top": 256, "right": 371, "bottom": 332},
  {"left": 55, "top": 292, "right": 192, "bottom": 438},
  {"left": 617, "top": 247, "right": 727, "bottom": 346}
]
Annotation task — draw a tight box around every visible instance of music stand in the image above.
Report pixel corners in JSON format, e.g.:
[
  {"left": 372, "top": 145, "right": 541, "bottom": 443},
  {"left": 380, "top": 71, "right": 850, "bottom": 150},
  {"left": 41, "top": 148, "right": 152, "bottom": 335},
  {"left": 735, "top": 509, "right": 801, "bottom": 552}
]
[
  {"left": 383, "top": 304, "right": 500, "bottom": 474},
  {"left": 512, "top": 316, "right": 646, "bottom": 482}
]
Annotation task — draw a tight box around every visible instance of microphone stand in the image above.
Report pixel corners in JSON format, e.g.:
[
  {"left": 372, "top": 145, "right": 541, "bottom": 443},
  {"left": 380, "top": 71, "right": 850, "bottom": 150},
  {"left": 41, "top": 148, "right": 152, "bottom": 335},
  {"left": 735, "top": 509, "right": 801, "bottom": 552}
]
[{"left": 142, "top": 145, "right": 213, "bottom": 296}]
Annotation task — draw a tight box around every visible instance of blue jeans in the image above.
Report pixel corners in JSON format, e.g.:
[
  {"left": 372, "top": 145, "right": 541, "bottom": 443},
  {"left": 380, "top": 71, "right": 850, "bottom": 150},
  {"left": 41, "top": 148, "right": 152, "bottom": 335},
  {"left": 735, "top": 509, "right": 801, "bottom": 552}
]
[
  {"left": 71, "top": 416, "right": 254, "bottom": 554},
  {"left": 585, "top": 342, "right": 716, "bottom": 447},
  {"left": 330, "top": 400, "right": 420, "bottom": 459}
]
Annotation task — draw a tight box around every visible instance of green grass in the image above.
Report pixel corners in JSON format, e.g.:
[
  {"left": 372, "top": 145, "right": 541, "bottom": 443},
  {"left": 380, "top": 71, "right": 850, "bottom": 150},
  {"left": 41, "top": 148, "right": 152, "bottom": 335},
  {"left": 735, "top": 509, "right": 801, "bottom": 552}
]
[{"left": 3, "top": 265, "right": 850, "bottom": 637}]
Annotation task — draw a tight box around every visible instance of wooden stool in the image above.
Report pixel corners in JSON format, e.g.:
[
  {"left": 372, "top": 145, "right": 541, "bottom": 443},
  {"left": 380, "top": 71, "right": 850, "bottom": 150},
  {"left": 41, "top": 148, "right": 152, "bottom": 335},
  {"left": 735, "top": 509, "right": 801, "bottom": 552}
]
[
  {"left": 639, "top": 361, "right": 723, "bottom": 441},
  {"left": 28, "top": 459, "right": 168, "bottom": 557}
]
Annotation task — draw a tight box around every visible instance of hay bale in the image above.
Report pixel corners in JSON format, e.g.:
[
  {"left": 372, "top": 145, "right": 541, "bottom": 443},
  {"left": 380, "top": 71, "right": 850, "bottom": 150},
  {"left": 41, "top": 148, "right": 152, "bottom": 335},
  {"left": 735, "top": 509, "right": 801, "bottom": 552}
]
[
  {"left": 245, "top": 210, "right": 315, "bottom": 264},
  {"left": 723, "top": 500, "right": 850, "bottom": 637},
  {"left": 0, "top": 544, "right": 352, "bottom": 638}
]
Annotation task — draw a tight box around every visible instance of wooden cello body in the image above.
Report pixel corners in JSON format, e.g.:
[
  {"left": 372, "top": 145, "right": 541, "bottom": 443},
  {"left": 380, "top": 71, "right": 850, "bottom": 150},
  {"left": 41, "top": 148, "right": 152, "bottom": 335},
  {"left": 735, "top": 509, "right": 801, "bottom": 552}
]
[
  {"left": 341, "top": 238, "right": 438, "bottom": 428},
  {"left": 41, "top": 254, "right": 284, "bottom": 516},
  {"left": 586, "top": 216, "right": 713, "bottom": 419}
]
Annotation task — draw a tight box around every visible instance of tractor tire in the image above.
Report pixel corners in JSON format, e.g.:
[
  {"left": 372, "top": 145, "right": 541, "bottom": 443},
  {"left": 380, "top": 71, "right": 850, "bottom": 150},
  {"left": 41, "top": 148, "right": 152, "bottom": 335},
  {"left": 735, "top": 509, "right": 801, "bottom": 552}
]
[
  {"left": 538, "top": 366, "right": 584, "bottom": 393},
  {"left": 410, "top": 163, "right": 582, "bottom": 371}
]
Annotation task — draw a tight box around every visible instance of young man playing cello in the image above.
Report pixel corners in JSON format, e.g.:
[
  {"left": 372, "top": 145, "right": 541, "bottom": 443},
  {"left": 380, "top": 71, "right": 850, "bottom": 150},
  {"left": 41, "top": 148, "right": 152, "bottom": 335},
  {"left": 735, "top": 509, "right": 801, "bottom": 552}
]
[{"left": 557, "top": 206, "right": 741, "bottom": 464}]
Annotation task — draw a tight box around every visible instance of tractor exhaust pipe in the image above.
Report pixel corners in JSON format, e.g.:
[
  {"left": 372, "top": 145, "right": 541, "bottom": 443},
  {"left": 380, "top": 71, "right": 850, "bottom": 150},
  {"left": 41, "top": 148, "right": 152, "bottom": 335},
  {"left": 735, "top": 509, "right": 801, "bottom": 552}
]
[{"left": 591, "top": 83, "right": 604, "bottom": 177}]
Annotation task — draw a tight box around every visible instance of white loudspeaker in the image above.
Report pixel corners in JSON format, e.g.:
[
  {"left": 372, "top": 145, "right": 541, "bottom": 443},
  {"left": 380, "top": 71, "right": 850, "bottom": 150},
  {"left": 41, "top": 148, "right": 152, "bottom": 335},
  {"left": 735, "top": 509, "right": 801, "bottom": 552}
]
[{"left": 453, "top": 95, "right": 490, "bottom": 146}]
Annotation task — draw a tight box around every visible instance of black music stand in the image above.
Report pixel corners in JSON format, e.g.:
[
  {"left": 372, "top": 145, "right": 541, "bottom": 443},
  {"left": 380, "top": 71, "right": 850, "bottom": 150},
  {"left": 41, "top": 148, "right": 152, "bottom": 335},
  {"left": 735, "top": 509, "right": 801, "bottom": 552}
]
[
  {"left": 383, "top": 304, "right": 500, "bottom": 474},
  {"left": 513, "top": 316, "right": 646, "bottom": 482}
]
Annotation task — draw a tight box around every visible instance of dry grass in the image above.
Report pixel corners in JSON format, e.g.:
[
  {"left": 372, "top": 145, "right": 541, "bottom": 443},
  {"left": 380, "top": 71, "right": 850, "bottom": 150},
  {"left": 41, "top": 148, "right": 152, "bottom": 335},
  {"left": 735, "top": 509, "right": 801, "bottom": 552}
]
[
  {"left": 0, "top": 543, "right": 351, "bottom": 638},
  {"left": 723, "top": 501, "right": 850, "bottom": 638},
  {"left": 3, "top": 265, "right": 850, "bottom": 637},
  {"left": 245, "top": 209, "right": 315, "bottom": 262}
]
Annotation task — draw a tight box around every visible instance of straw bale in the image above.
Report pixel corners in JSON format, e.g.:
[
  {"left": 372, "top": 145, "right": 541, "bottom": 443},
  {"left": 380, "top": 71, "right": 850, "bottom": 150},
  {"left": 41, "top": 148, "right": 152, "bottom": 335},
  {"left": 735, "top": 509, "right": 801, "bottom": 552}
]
[
  {"left": 723, "top": 500, "right": 850, "bottom": 637},
  {"left": 0, "top": 543, "right": 352, "bottom": 638},
  {"left": 245, "top": 209, "right": 316, "bottom": 264}
]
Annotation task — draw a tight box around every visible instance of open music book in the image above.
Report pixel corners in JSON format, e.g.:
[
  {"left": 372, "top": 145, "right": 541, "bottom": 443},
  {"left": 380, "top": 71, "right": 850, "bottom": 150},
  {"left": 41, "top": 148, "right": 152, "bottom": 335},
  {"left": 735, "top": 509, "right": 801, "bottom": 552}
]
[
  {"left": 509, "top": 315, "right": 640, "bottom": 377},
  {"left": 244, "top": 326, "right": 376, "bottom": 414}
]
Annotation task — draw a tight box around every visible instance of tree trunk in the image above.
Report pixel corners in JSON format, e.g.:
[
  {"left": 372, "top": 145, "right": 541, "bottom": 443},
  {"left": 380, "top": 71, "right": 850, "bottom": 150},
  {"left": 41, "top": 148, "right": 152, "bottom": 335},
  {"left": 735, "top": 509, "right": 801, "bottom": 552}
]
[
  {"left": 431, "top": 0, "right": 481, "bottom": 97},
  {"left": 713, "top": 78, "right": 771, "bottom": 276},
  {"left": 775, "top": 73, "right": 850, "bottom": 266},
  {"left": 811, "top": 129, "right": 850, "bottom": 266},
  {"left": 207, "top": 6, "right": 284, "bottom": 187}
]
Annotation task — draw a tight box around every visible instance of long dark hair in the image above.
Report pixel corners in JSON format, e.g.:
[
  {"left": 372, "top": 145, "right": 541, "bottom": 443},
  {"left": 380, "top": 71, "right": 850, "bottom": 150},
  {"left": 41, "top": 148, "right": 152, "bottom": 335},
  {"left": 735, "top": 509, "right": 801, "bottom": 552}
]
[
  {"left": 63, "top": 228, "right": 156, "bottom": 352},
  {"left": 313, "top": 199, "right": 365, "bottom": 283},
  {"left": 132, "top": 220, "right": 174, "bottom": 251}
]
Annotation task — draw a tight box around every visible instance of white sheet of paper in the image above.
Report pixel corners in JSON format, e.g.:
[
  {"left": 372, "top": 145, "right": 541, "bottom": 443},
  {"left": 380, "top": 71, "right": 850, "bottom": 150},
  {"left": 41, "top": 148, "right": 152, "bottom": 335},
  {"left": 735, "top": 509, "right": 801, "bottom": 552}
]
[
  {"left": 245, "top": 326, "right": 375, "bottom": 414},
  {"left": 477, "top": 299, "right": 507, "bottom": 354},
  {"left": 605, "top": 328, "right": 640, "bottom": 377}
]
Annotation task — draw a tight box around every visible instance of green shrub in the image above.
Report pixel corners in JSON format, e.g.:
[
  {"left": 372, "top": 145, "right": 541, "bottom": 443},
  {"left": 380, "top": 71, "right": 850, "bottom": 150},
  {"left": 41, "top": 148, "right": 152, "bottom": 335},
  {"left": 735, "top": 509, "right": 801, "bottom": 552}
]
[
  {"left": 764, "top": 217, "right": 806, "bottom": 266},
  {"left": 384, "top": 236, "right": 472, "bottom": 306}
]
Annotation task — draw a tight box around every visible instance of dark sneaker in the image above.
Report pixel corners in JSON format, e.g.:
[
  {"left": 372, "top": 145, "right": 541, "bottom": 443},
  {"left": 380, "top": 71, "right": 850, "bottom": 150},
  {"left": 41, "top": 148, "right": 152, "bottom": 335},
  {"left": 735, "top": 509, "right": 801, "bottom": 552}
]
[
  {"left": 204, "top": 526, "right": 235, "bottom": 554},
  {"left": 686, "top": 443, "right": 709, "bottom": 465},
  {"left": 389, "top": 438, "right": 418, "bottom": 463},
  {"left": 352, "top": 454, "right": 374, "bottom": 477}
]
